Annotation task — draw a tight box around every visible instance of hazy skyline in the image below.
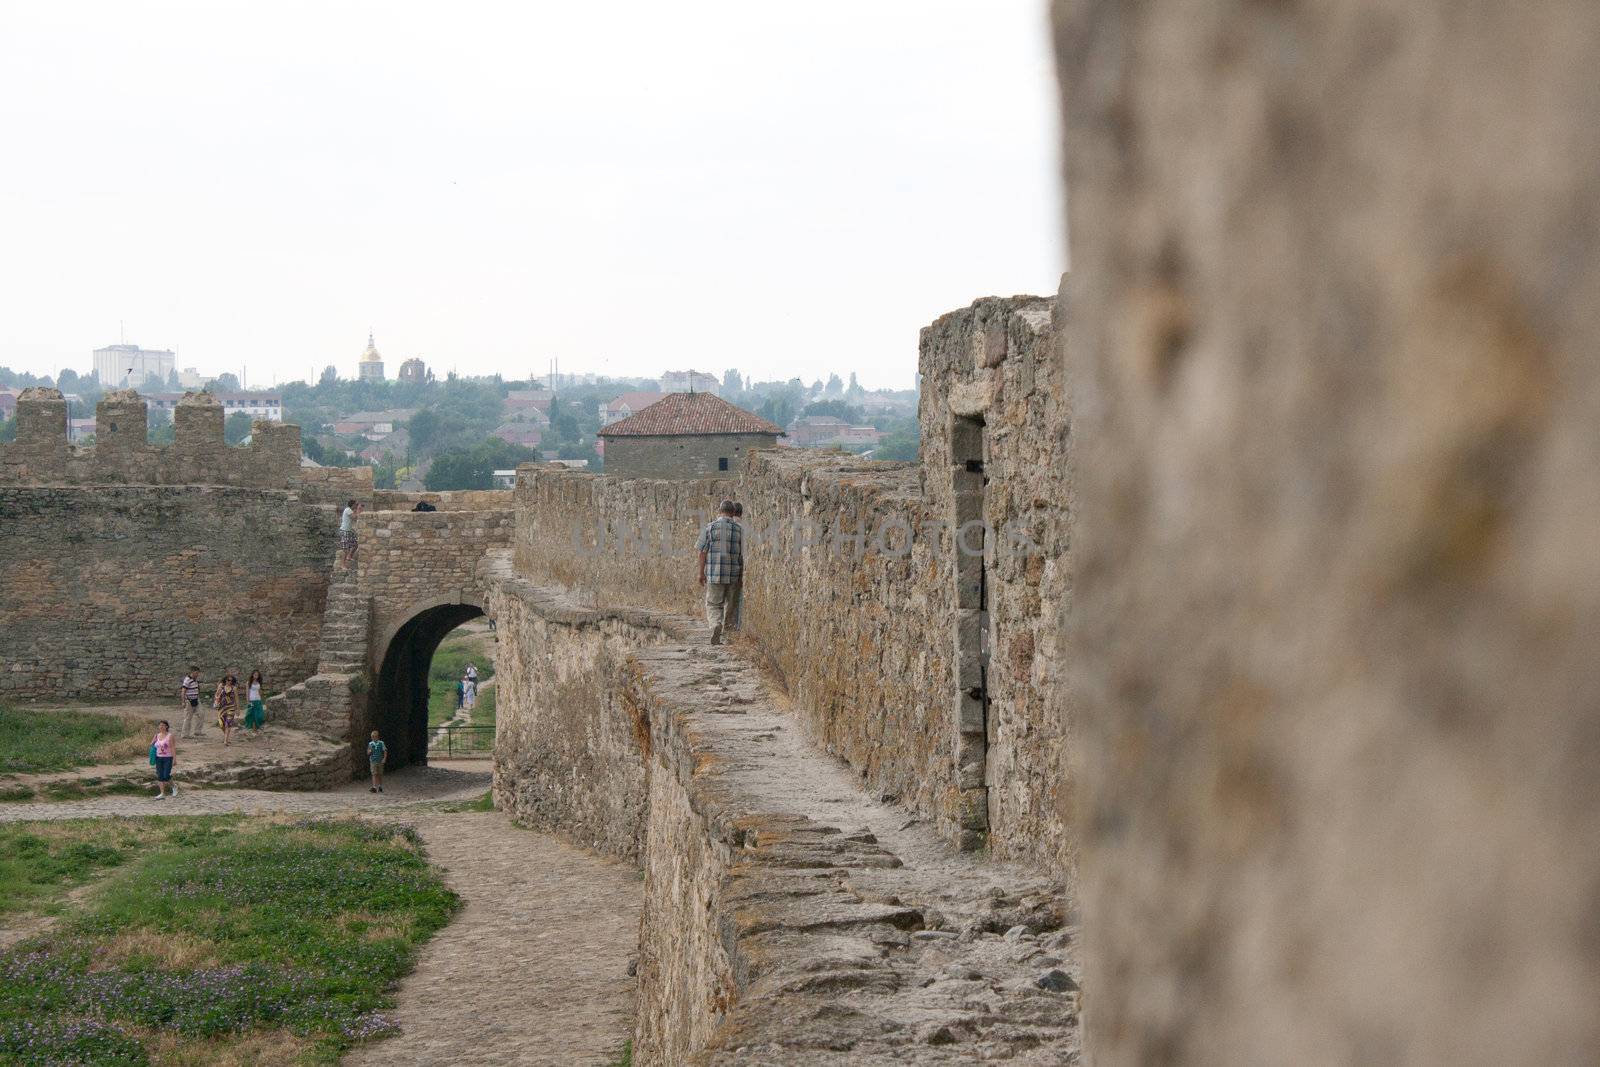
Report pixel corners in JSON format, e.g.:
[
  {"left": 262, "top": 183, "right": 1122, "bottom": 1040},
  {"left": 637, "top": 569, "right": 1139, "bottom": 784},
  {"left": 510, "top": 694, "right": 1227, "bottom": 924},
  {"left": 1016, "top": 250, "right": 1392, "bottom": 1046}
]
[{"left": 0, "top": 1, "right": 1062, "bottom": 391}]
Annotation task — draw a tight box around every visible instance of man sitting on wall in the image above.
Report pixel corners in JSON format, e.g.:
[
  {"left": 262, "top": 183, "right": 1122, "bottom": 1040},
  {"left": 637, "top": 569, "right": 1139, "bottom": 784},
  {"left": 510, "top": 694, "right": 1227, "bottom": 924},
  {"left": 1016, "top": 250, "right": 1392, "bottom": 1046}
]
[{"left": 696, "top": 499, "right": 743, "bottom": 645}]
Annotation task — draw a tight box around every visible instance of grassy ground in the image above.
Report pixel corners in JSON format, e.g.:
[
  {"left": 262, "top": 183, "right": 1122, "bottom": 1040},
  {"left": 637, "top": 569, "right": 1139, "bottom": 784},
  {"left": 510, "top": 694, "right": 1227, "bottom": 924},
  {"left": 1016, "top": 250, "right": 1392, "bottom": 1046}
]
[
  {"left": 426, "top": 630, "right": 497, "bottom": 730},
  {"left": 0, "top": 817, "right": 459, "bottom": 1065},
  {"left": 0, "top": 708, "right": 147, "bottom": 776}
]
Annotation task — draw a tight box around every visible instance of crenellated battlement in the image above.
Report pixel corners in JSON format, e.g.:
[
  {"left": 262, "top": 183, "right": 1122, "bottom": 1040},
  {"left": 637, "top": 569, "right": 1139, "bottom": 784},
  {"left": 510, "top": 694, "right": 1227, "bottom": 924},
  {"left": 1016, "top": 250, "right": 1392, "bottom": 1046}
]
[{"left": 0, "top": 387, "right": 368, "bottom": 499}]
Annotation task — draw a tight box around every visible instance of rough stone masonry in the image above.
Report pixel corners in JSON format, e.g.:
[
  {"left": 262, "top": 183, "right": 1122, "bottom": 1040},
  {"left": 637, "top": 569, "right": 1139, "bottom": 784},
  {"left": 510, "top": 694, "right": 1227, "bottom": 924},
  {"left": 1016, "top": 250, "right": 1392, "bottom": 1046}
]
[
  {"left": 0, "top": 388, "right": 370, "bottom": 702},
  {"left": 1053, "top": 0, "right": 1600, "bottom": 1062}
]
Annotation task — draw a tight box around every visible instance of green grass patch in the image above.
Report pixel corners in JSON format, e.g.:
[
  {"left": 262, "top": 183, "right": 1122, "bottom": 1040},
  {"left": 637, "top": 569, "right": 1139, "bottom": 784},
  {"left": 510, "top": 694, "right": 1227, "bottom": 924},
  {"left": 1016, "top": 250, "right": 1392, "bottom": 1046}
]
[
  {"left": 433, "top": 790, "right": 495, "bottom": 814},
  {"left": 0, "top": 708, "right": 141, "bottom": 775},
  {"left": 0, "top": 821, "right": 141, "bottom": 919},
  {"left": 609, "top": 1038, "right": 633, "bottom": 1067},
  {"left": 0, "top": 816, "right": 460, "bottom": 1065}
]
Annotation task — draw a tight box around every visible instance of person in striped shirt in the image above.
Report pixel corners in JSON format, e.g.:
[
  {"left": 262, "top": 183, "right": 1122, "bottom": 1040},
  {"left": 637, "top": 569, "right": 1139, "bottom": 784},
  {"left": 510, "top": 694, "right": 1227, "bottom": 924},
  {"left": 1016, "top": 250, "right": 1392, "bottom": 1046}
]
[{"left": 178, "top": 667, "right": 204, "bottom": 738}]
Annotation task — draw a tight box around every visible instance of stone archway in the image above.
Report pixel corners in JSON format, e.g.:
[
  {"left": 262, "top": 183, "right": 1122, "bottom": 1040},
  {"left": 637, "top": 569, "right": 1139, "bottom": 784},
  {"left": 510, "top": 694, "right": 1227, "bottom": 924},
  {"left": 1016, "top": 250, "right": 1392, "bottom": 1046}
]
[{"left": 371, "top": 600, "right": 486, "bottom": 769}]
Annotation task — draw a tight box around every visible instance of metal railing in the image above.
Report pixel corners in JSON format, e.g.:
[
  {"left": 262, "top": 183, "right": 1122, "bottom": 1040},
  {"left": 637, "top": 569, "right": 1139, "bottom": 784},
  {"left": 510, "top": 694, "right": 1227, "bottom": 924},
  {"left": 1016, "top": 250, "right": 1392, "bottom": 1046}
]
[{"left": 433, "top": 723, "right": 495, "bottom": 759}]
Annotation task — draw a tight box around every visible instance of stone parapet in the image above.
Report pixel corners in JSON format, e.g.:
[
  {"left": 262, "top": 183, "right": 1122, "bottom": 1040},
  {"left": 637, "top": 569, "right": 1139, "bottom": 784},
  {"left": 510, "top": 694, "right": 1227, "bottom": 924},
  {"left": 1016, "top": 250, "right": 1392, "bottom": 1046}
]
[
  {"left": 486, "top": 563, "right": 684, "bottom": 861},
  {"left": 485, "top": 555, "right": 1080, "bottom": 1063},
  {"left": 0, "top": 388, "right": 320, "bottom": 492},
  {"left": 627, "top": 642, "right": 1079, "bottom": 1065},
  {"left": 370, "top": 488, "right": 511, "bottom": 512}
]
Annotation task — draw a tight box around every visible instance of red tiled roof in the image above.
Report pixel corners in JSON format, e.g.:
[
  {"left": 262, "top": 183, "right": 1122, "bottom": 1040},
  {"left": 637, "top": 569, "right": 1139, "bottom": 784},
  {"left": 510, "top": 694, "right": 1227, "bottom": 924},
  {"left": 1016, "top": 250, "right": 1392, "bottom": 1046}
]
[{"left": 598, "top": 392, "right": 784, "bottom": 438}]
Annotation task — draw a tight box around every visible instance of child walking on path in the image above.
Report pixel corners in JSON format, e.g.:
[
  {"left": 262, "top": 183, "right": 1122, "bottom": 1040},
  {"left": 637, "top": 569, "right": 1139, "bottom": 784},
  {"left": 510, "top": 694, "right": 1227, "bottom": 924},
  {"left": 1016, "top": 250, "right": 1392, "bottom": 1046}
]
[
  {"left": 368, "top": 731, "right": 387, "bottom": 793},
  {"left": 151, "top": 721, "right": 176, "bottom": 799},
  {"left": 243, "top": 670, "right": 267, "bottom": 734}
]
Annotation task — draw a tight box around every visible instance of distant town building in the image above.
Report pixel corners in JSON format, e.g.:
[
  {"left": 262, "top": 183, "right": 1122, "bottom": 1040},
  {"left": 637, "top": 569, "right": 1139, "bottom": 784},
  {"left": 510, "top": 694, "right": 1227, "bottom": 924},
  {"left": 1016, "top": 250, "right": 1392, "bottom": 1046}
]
[
  {"left": 504, "top": 405, "right": 551, "bottom": 430},
  {"left": 786, "top": 415, "right": 886, "bottom": 449},
  {"left": 599, "top": 391, "right": 667, "bottom": 426},
  {"left": 360, "top": 429, "right": 409, "bottom": 464},
  {"left": 358, "top": 333, "right": 385, "bottom": 382},
  {"left": 68, "top": 417, "right": 96, "bottom": 443},
  {"left": 93, "top": 343, "right": 174, "bottom": 388},
  {"left": 338, "top": 410, "right": 415, "bottom": 438},
  {"left": 398, "top": 357, "right": 428, "bottom": 383},
  {"left": 491, "top": 469, "right": 519, "bottom": 489},
  {"left": 492, "top": 424, "right": 543, "bottom": 449},
  {"left": 0, "top": 388, "right": 17, "bottom": 419},
  {"left": 176, "top": 367, "right": 207, "bottom": 389},
  {"left": 144, "top": 392, "right": 283, "bottom": 423},
  {"left": 658, "top": 370, "right": 720, "bottom": 396},
  {"left": 859, "top": 391, "right": 914, "bottom": 414},
  {"left": 598, "top": 392, "right": 782, "bottom": 479},
  {"left": 505, "top": 388, "right": 556, "bottom": 412}
]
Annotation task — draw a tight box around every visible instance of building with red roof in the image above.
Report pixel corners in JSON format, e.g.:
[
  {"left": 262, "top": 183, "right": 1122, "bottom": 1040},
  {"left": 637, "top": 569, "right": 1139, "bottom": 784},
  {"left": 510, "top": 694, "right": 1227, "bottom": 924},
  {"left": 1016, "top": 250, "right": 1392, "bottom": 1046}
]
[{"left": 597, "top": 392, "right": 782, "bottom": 479}]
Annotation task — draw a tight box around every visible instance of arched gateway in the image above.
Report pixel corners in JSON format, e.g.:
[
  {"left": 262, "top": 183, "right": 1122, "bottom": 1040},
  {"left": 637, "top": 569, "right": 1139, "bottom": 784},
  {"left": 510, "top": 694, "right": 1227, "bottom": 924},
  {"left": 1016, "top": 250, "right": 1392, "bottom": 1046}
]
[
  {"left": 267, "top": 502, "right": 515, "bottom": 771},
  {"left": 372, "top": 598, "right": 485, "bottom": 768}
]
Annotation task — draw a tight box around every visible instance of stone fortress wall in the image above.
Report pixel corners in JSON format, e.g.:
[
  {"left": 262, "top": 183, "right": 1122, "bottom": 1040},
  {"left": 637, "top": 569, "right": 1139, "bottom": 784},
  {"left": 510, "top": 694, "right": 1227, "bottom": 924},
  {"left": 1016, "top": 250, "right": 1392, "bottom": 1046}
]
[
  {"left": 497, "top": 295, "right": 1069, "bottom": 872},
  {"left": 0, "top": 484, "right": 335, "bottom": 702},
  {"left": 0, "top": 388, "right": 369, "bottom": 702},
  {"left": 488, "top": 296, "right": 1076, "bottom": 1063},
  {"left": 1051, "top": 0, "right": 1600, "bottom": 1062}
]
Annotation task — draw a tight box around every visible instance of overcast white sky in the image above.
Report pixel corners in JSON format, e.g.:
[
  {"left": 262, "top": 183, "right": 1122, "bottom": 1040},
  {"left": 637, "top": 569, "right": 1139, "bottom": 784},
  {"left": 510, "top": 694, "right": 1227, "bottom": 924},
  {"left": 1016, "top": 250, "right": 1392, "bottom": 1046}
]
[{"left": 0, "top": 1, "right": 1062, "bottom": 391}]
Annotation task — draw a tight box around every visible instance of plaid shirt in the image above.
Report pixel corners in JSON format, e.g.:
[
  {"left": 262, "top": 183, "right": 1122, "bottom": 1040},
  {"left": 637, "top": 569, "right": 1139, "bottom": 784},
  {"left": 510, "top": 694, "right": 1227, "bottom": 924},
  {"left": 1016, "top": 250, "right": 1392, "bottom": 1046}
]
[{"left": 696, "top": 517, "right": 744, "bottom": 584}]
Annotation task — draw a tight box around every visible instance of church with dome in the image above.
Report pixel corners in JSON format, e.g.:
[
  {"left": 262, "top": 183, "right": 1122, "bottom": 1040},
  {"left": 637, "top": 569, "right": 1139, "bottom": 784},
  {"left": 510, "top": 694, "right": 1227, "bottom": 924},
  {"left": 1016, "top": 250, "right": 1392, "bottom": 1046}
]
[{"left": 357, "top": 332, "right": 385, "bottom": 382}]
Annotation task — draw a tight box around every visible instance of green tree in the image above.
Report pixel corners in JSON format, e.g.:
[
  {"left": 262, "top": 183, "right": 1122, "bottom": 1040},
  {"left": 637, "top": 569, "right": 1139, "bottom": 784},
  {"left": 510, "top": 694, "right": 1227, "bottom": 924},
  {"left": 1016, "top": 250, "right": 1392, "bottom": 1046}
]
[
  {"left": 207, "top": 372, "right": 241, "bottom": 392},
  {"left": 0, "top": 416, "right": 14, "bottom": 444},
  {"left": 224, "top": 411, "right": 254, "bottom": 445},
  {"left": 424, "top": 438, "right": 541, "bottom": 491},
  {"left": 876, "top": 425, "right": 919, "bottom": 462},
  {"left": 408, "top": 407, "right": 445, "bottom": 454},
  {"left": 547, "top": 396, "right": 580, "bottom": 444},
  {"left": 147, "top": 408, "right": 175, "bottom": 445},
  {"left": 801, "top": 399, "right": 864, "bottom": 423}
]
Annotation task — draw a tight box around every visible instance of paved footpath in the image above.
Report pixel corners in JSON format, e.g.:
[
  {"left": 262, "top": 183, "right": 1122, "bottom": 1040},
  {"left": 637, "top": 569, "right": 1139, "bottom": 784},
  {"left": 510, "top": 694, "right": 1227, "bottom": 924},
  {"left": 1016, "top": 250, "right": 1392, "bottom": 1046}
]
[{"left": 0, "top": 764, "right": 642, "bottom": 1066}]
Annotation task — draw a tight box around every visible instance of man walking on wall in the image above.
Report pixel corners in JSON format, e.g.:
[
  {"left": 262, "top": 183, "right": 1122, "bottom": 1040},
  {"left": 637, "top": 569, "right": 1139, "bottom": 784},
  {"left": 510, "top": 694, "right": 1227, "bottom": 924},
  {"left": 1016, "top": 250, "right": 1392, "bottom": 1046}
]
[{"left": 696, "top": 499, "right": 743, "bottom": 645}]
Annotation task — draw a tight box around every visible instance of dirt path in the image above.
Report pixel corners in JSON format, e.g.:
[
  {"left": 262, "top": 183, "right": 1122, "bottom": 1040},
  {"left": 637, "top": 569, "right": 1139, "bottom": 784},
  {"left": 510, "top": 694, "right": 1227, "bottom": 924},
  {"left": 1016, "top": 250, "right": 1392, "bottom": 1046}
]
[
  {"left": 0, "top": 763, "right": 491, "bottom": 822},
  {"left": 2, "top": 701, "right": 348, "bottom": 797},
  {"left": 345, "top": 812, "right": 639, "bottom": 1067}
]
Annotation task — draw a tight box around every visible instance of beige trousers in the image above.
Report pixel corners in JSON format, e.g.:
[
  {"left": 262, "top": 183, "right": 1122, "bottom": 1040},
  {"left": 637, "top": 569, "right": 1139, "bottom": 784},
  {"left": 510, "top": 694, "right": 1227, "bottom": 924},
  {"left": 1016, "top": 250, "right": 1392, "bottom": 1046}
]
[{"left": 705, "top": 580, "right": 743, "bottom": 644}]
